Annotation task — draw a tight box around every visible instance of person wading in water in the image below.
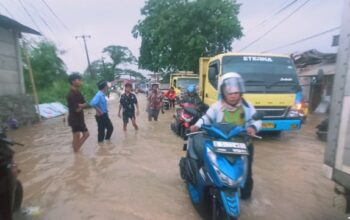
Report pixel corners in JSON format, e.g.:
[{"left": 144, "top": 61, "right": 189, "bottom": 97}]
[{"left": 118, "top": 83, "right": 139, "bottom": 131}]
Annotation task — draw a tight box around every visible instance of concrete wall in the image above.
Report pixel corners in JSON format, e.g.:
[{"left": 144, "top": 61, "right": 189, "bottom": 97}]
[
  {"left": 0, "top": 26, "right": 25, "bottom": 96},
  {"left": 299, "top": 76, "right": 311, "bottom": 101},
  {"left": 0, "top": 94, "right": 38, "bottom": 126},
  {"left": 0, "top": 27, "right": 37, "bottom": 126}
]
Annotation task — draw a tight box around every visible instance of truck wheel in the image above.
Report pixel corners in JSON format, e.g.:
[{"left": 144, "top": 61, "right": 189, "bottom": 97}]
[{"left": 13, "top": 180, "right": 23, "bottom": 212}]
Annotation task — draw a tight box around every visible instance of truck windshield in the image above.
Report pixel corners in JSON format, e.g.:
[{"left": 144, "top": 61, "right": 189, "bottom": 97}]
[
  {"left": 177, "top": 78, "right": 199, "bottom": 89},
  {"left": 222, "top": 56, "right": 299, "bottom": 93}
]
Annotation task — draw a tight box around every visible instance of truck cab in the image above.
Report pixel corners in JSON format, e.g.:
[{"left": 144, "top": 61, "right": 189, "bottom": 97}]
[
  {"left": 170, "top": 71, "right": 199, "bottom": 97},
  {"left": 199, "top": 53, "right": 304, "bottom": 132}
]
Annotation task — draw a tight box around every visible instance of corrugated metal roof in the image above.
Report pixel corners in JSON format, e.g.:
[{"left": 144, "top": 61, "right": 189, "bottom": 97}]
[
  {"left": 0, "top": 15, "right": 40, "bottom": 35},
  {"left": 298, "top": 64, "right": 335, "bottom": 77},
  {"left": 292, "top": 49, "right": 336, "bottom": 68}
]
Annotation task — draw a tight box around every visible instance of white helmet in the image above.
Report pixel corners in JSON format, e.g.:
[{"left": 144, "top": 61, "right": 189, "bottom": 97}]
[{"left": 218, "top": 72, "right": 245, "bottom": 97}]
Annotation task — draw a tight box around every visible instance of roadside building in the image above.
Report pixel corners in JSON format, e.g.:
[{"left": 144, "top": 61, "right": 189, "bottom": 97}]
[
  {"left": 0, "top": 15, "right": 41, "bottom": 126},
  {"left": 294, "top": 50, "right": 336, "bottom": 113}
]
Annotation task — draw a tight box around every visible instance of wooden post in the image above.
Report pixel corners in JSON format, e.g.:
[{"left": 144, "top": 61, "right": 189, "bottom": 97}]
[{"left": 23, "top": 41, "right": 41, "bottom": 121}]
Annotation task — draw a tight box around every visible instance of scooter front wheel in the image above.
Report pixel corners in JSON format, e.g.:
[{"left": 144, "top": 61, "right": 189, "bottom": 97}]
[{"left": 215, "top": 203, "right": 238, "bottom": 220}]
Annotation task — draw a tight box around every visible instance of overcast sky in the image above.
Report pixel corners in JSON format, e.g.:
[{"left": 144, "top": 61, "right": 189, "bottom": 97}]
[{"left": 0, "top": 0, "right": 344, "bottom": 73}]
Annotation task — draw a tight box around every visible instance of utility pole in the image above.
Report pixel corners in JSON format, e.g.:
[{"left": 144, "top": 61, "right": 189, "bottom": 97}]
[
  {"left": 323, "top": 0, "right": 350, "bottom": 212},
  {"left": 101, "top": 56, "right": 106, "bottom": 77},
  {"left": 75, "top": 35, "right": 92, "bottom": 77},
  {"left": 23, "top": 41, "right": 41, "bottom": 121}
]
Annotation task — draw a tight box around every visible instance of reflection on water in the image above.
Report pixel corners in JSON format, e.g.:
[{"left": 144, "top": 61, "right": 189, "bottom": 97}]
[{"left": 8, "top": 95, "right": 346, "bottom": 220}]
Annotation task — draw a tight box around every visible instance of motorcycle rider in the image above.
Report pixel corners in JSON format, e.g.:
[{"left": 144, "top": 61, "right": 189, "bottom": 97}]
[
  {"left": 189, "top": 72, "right": 261, "bottom": 199},
  {"left": 165, "top": 87, "right": 176, "bottom": 109},
  {"left": 0, "top": 127, "right": 21, "bottom": 220},
  {"left": 180, "top": 84, "right": 202, "bottom": 106}
]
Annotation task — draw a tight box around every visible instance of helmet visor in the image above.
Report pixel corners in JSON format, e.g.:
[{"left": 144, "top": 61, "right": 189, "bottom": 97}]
[{"left": 222, "top": 77, "right": 245, "bottom": 94}]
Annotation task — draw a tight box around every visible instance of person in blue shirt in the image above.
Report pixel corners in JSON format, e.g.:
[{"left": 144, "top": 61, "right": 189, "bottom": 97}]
[{"left": 90, "top": 80, "right": 114, "bottom": 142}]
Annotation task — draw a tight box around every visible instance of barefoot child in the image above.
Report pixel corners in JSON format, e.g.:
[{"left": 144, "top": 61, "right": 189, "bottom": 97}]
[{"left": 118, "top": 83, "right": 139, "bottom": 131}]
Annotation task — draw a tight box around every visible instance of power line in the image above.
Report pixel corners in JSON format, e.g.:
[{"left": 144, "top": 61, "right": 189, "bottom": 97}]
[
  {"left": 17, "top": 0, "right": 43, "bottom": 33},
  {"left": 0, "top": 2, "right": 15, "bottom": 18},
  {"left": 23, "top": 0, "right": 56, "bottom": 36},
  {"left": 39, "top": 0, "right": 72, "bottom": 34},
  {"left": 262, "top": 26, "right": 340, "bottom": 52},
  {"left": 238, "top": 0, "right": 311, "bottom": 52},
  {"left": 246, "top": 0, "right": 299, "bottom": 32},
  {"left": 4, "top": 1, "right": 31, "bottom": 24}
]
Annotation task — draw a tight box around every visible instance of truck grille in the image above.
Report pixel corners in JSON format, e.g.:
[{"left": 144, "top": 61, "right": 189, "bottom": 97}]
[{"left": 256, "top": 107, "right": 288, "bottom": 118}]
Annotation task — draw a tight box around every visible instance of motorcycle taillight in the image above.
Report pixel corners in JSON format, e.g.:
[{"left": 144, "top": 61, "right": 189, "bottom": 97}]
[{"left": 184, "top": 122, "right": 190, "bottom": 128}]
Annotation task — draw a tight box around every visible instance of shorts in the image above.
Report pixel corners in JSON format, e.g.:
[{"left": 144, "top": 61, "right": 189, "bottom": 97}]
[
  {"left": 71, "top": 123, "right": 88, "bottom": 133},
  {"left": 123, "top": 111, "right": 135, "bottom": 124},
  {"left": 148, "top": 109, "right": 160, "bottom": 120}
]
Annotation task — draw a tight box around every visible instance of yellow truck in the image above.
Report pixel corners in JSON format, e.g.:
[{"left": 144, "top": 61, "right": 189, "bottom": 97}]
[
  {"left": 170, "top": 71, "right": 199, "bottom": 95},
  {"left": 199, "top": 53, "right": 304, "bottom": 132}
]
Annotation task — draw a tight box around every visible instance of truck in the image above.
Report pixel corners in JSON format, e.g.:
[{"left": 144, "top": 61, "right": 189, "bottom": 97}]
[
  {"left": 323, "top": 0, "right": 350, "bottom": 213},
  {"left": 198, "top": 53, "right": 304, "bottom": 132},
  {"left": 170, "top": 71, "right": 199, "bottom": 96}
]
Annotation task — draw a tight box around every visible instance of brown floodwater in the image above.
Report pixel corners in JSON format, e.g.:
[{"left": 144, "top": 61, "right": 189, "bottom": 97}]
[{"left": 8, "top": 94, "right": 347, "bottom": 220}]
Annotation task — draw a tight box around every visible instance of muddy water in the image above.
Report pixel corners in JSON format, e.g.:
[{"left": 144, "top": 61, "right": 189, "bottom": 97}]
[{"left": 8, "top": 94, "right": 347, "bottom": 220}]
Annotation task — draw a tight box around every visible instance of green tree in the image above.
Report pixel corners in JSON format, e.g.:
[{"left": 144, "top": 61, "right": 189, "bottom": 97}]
[
  {"left": 102, "top": 45, "right": 136, "bottom": 72},
  {"left": 22, "top": 40, "right": 100, "bottom": 104},
  {"left": 132, "top": 0, "right": 243, "bottom": 73},
  {"left": 88, "top": 59, "right": 115, "bottom": 81},
  {"left": 123, "top": 69, "right": 146, "bottom": 81},
  {"left": 23, "top": 40, "right": 67, "bottom": 90}
]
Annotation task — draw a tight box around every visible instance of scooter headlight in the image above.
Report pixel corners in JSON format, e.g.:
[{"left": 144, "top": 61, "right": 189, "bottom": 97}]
[
  {"left": 212, "top": 165, "right": 240, "bottom": 188},
  {"left": 207, "top": 148, "right": 243, "bottom": 188},
  {"left": 207, "top": 147, "right": 218, "bottom": 167}
]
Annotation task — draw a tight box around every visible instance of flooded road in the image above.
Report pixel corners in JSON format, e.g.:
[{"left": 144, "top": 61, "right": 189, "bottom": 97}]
[{"left": 9, "top": 94, "right": 347, "bottom": 220}]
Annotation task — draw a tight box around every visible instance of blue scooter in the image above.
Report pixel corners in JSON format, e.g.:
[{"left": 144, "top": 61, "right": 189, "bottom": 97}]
[{"left": 179, "top": 110, "right": 262, "bottom": 220}]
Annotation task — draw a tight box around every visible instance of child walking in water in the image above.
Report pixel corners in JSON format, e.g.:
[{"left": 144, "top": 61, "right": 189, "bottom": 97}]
[{"left": 118, "top": 83, "right": 139, "bottom": 131}]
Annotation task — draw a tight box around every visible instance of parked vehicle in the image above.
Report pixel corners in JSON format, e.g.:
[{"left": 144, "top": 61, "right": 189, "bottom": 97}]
[
  {"left": 171, "top": 103, "right": 197, "bottom": 139},
  {"left": 170, "top": 71, "right": 199, "bottom": 98},
  {"left": 179, "top": 111, "right": 262, "bottom": 219},
  {"left": 0, "top": 126, "right": 23, "bottom": 220}
]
